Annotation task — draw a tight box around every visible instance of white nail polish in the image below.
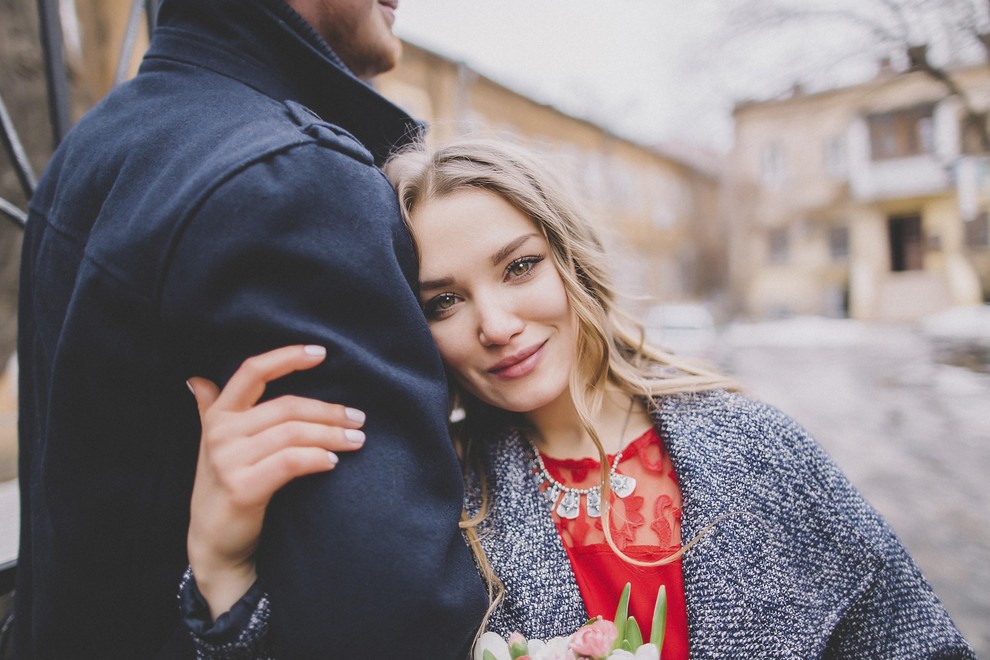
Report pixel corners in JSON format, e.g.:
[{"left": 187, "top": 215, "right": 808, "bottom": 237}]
[
  {"left": 304, "top": 345, "right": 327, "bottom": 356},
  {"left": 327, "top": 451, "right": 339, "bottom": 466},
  {"left": 345, "top": 408, "right": 366, "bottom": 423},
  {"left": 344, "top": 429, "right": 365, "bottom": 445}
]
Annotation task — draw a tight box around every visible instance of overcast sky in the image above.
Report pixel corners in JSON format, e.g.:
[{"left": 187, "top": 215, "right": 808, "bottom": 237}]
[
  {"left": 395, "top": 1, "right": 739, "bottom": 151},
  {"left": 393, "top": 0, "right": 962, "bottom": 153}
]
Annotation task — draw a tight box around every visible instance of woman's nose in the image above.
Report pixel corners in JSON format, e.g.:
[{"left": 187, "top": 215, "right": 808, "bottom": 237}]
[{"left": 477, "top": 300, "right": 525, "bottom": 346}]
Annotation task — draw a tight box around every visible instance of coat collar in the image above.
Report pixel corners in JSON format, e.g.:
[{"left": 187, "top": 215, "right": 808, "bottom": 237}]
[{"left": 150, "top": 0, "right": 422, "bottom": 165}]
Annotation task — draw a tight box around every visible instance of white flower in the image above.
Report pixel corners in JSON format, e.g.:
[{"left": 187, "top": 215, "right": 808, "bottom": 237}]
[
  {"left": 606, "top": 643, "right": 660, "bottom": 660},
  {"left": 529, "top": 635, "right": 575, "bottom": 660},
  {"left": 473, "top": 631, "right": 512, "bottom": 660},
  {"left": 527, "top": 639, "right": 547, "bottom": 654}
]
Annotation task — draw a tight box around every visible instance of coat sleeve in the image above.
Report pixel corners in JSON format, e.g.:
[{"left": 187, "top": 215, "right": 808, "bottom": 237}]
[
  {"left": 775, "top": 410, "right": 976, "bottom": 658},
  {"left": 179, "top": 569, "right": 273, "bottom": 660},
  {"left": 160, "top": 140, "right": 487, "bottom": 657}
]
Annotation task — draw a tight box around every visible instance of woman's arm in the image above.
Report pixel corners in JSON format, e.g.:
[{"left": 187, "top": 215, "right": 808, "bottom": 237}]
[{"left": 182, "top": 345, "right": 366, "bottom": 642}]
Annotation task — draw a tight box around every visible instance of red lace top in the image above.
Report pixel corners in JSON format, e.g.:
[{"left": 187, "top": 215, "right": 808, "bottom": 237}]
[{"left": 539, "top": 427, "right": 689, "bottom": 660}]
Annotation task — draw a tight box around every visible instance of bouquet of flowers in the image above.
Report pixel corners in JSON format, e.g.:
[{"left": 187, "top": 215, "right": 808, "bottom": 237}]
[{"left": 474, "top": 584, "right": 667, "bottom": 660}]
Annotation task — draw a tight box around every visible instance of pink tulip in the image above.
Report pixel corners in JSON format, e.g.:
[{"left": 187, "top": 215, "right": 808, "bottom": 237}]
[{"left": 568, "top": 618, "right": 618, "bottom": 659}]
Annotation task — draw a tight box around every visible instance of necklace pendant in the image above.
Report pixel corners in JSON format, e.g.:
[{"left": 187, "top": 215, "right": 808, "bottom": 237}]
[
  {"left": 586, "top": 488, "right": 602, "bottom": 518},
  {"left": 611, "top": 473, "right": 637, "bottom": 498},
  {"left": 557, "top": 490, "right": 580, "bottom": 519}
]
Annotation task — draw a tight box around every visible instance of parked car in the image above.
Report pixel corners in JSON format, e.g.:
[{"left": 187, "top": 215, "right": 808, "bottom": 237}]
[{"left": 642, "top": 303, "right": 721, "bottom": 364}]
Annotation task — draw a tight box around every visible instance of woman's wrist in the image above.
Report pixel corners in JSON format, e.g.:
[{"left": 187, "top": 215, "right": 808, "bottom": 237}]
[{"left": 189, "top": 553, "right": 258, "bottom": 621}]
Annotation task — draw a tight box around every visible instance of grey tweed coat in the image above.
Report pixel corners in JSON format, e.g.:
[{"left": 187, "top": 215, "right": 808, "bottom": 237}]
[{"left": 467, "top": 390, "right": 975, "bottom": 659}]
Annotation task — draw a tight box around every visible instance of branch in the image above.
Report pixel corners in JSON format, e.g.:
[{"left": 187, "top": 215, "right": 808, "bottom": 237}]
[
  {"left": 726, "top": 1, "right": 904, "bottom": 48},
  {"left": 911, "top": 47, "right": 990, "bottom": 150},
  {"left": 873, "top": 0, "right": 914, "bottom": 43}
]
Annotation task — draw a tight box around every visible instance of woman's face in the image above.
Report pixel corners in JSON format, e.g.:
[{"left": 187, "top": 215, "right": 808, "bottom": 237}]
[{"left": 410, "top": 188, "right": 578, "bottom": 415}]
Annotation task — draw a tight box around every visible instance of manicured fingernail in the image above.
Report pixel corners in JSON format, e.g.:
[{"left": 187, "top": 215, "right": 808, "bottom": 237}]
[
  {"left": 344, "top": 429, "right": 365, "bottom": 445},
  {"left": 304, "top": 345, "right": 327, "bottom": 357},
  {"left": 345, "top": 408, "right": 366, "bottom": 423},
  {"left": 327, "top": 451, "right": 339, "bottom": 466},
  {"left": 185, "top": 380, "right": 194, "bottom": 394}
]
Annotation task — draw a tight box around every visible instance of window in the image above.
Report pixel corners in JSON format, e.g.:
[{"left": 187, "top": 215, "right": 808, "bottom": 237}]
[
  {"left": 824, "top": 135, "right": 846, "bottom": 178},
  {"left": 888, "top": 214, "right": 924, "bottom": 271},
  {"left": 965, "top": 212, "right": 989, "bottom": 249},
  {"left": 608, "top": 158, "right": 638, "bottom": 210},
  {"left": 829, "top": 226, "right": 850, "bottom": 261},
  {"left": 768, "top": 228, "right": 789, "bottom": 265},
  {"left": 760, "top": 142, "right": 784, "bottom": 184},
  {"left": 867, "top": 105, "right": 935, "bottom": 160},
  {"left": 962, "top": 115, "right": 988, "bottom": 154}
]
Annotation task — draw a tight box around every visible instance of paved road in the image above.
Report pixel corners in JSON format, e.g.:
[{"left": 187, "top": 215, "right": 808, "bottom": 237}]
[{"left": 723, "top": 319, "right": 990, "bottom": 656}]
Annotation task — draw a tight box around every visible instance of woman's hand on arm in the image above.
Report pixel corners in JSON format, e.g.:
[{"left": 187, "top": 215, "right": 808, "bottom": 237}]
[{"left": 185, "top": 345, "right": 366, "bottom": 621}]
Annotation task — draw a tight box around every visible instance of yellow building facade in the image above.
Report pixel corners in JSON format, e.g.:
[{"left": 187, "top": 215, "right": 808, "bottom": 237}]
[{"left": 727, "top": 65, "right": 990, "bottom": 321}]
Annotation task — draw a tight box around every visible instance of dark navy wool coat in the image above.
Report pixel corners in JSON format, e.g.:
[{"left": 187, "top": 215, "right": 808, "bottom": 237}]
[{"left": 15, "top": 0, "right": 486, "bottom": 657}]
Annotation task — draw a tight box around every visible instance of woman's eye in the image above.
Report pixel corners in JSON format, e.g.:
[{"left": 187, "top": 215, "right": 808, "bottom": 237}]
[
  {"left": 505, "top": 255, "right": 544, "bottom": 281},
  {"left": 424, "top": 293, "right": 459, "bottom": 319}
]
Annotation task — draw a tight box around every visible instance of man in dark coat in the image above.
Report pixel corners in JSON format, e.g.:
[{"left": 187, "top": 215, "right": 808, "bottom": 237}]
[{"left": 14, "top": 0, "right": 487, "bottom": 657}]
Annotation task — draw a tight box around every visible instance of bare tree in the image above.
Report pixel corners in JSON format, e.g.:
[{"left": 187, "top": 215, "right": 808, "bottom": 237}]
[{"left": 724, "top": 0, "right": 990, "bottom": 150}]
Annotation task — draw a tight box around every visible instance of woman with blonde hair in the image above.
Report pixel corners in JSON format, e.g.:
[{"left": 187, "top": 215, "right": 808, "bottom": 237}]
[{"left": 181, "top": 139, "right": 974, "bottom": 658}]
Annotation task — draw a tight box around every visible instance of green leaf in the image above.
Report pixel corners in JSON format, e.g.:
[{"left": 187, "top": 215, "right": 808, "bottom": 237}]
[
  {"left": 649, "top": 584, "right": 668, "bottom": 651},
  {"left": 508, "top": 637, "right": 529, "bottom": 660},
  {"left": 483, "top": 651, "right": 498, "bottom": 660},
  {"left": 621, "top": 639, "right": 634, "bottom": 652},
  {"left": 612, "top": 582, "right": 632, "bottom": 650},
  {"left": 625, "top": 616, "right": 644, "bottom": 648}
]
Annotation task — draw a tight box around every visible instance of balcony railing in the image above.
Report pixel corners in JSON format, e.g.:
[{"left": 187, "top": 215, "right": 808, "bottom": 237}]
[{"left": 849, "top": 153, "right": 952, "bottom": 201}]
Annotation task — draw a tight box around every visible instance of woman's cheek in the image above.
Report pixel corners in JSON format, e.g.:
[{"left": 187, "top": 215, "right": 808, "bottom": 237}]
[{"left": 431, "top": 325, "right": 466, "bottom": 373}]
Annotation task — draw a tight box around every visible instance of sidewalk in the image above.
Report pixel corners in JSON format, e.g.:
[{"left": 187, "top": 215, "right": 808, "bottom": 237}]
[
  {"left": 0, "top": 357, "right": 18, "bottom": 580},
  {"left": 0, "top": 480, "right": 16, "bottom": 568}
]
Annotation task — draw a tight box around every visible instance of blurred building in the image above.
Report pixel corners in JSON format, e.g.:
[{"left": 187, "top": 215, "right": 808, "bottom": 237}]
[
  {"left": 727, "top": 62, "right": 990, "bottom": 321},
  {"left": 377, "top": 41, "right": 726, "bottom": 313}
]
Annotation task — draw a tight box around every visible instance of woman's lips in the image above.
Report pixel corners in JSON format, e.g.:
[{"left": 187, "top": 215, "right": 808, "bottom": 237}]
[{"left": 488, "top": 341, "right": 547, "bottom": 379}]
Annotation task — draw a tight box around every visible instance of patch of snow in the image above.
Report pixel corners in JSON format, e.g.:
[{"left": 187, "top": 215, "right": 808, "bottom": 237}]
[
  {"left": 920, "top": 305, "right": 990, "bottom": 345},
  {"left": 723, "top": 316, "right": 870, "bottom": 348}
]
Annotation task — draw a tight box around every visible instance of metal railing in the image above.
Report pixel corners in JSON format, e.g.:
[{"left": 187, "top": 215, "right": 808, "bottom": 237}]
[
  {"left": 0, "top": 0, "right": 159, "bottom": 228},
  {"left": 0, "top": 87, "right": 34, "bottom": 228}
]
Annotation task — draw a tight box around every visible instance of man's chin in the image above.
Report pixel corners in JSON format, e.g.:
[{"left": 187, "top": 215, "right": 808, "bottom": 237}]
[
  {"left": 352, "top": 42, "right": 401, "bottom": 80},
  {"left": 379, "top": 39, "right": 403, "bottom": 74}
]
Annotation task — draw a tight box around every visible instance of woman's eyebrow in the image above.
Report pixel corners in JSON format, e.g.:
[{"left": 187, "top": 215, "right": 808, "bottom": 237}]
[
  {"left": 491, "top": 234, "right": 539, "bottom": 267},
  {"left": 419, "top": 275, "right": 454, "bottom": 292},
  {"left": 419, "top": 233, "right": 540, "bottom": 292}
]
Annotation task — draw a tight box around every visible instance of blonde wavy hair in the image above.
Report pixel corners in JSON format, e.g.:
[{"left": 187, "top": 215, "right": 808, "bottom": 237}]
[{"left": 384, "top": 137, "right": 735, "bottom": 624}]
